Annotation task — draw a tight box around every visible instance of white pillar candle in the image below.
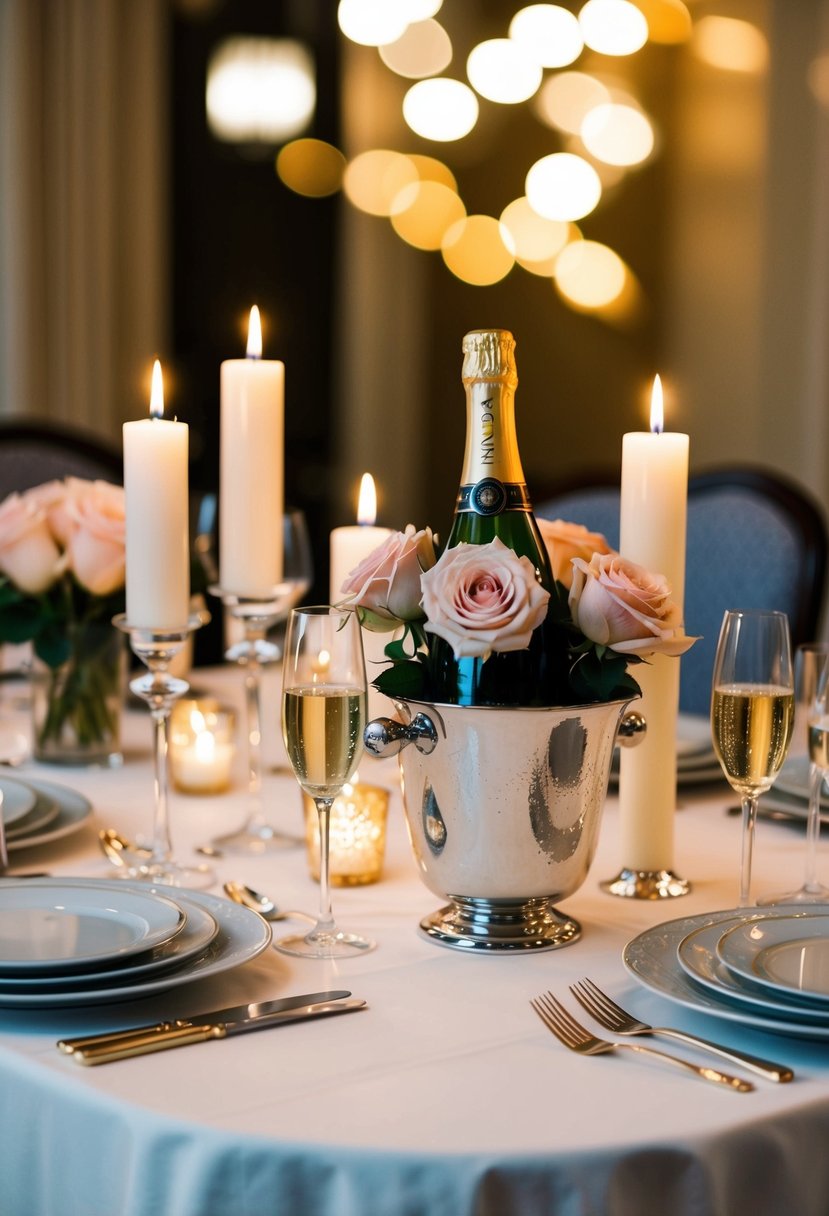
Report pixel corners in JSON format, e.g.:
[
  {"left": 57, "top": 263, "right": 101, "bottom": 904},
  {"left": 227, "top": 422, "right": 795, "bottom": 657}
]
[
  {"left": 329, "top": 473, "right": 392, "bottom": 601},
  {"left": 618, "top": 375, "right": 689, "bottom": 873},
  {"left": 220, "top": 306, "right": 284, "bottom": 597},
  {"left": 123, "top": 360, "right": 190, "bottom": 630}
]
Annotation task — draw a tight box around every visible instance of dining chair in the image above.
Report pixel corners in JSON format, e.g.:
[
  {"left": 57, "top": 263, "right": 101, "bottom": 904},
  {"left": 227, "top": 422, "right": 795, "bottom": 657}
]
[
  {"left": 0, "top": 416, "right": 123, "bottom": 494},
  {"left": 536, "top": 465, "right": 829, "bottom": 716}
]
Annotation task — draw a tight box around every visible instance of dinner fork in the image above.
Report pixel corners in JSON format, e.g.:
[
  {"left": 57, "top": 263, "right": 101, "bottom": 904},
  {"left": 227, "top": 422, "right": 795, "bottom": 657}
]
[
  {"left": 530, "top": 992, "right": 754, "bottom": 1092},
  {"left": 570, "top": 977, "right": 793, "bottom": 1084}
]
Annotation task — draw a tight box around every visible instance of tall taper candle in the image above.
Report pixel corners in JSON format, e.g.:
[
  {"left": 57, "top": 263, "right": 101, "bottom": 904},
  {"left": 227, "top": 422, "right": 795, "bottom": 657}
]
[
  {"left": 123, "top": 360, "right": 190, "bottom": 629},
  {"left": 220, "top": 306, "right": 284, "bottom": 597},
  {"left": 618, "top": 376, "right": 689, "bottom": 874}
]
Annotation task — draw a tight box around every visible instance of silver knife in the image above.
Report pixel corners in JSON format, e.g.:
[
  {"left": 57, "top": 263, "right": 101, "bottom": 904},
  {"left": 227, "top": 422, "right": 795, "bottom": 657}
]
[{"left": 57, "top": 990, "right": 365, "bottom": 1065}]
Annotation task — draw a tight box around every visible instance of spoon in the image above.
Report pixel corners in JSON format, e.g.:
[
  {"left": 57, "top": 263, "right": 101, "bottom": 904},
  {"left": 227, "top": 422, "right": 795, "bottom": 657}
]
[
  {"left": 223, "top": 880, "right": 315, "bottom": 923},
  {"left": 98, "top": 828, "right": 154, "bottom": 870}
]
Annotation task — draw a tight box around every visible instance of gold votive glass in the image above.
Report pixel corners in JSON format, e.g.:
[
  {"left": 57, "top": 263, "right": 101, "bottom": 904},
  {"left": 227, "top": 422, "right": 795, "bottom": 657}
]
[
  {"left": 303, "top": 780, "right": 390, "bottom": 886},
  {"left": 169, "top": 699, "right": 236, "bottom": 794}
]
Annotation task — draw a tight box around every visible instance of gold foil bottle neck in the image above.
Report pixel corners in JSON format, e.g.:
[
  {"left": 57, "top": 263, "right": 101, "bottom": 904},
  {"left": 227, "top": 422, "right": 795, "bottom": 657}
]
[{"left": 462, "top": 329, "right": 517, "bottom": 386}]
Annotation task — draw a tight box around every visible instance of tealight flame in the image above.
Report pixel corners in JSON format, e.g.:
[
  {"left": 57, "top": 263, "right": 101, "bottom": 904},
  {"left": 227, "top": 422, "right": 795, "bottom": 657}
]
[
  {"left": 357, "top": 472, "right": 377, "bottom": 526},
  {"left": 190, "top": 708, "right": 207, "bottom": 733},
  {"left": 150, "top": 359, "right": 164, "bottom": 419},
  {"left": 649, "top": 373, "right": 664, "bottom": 434},
  {"left": 195, "top": 730, "right": 216, "bottom": 763},
  {"left": 246, "top": 305, "right": 263, "bottom": 359}
]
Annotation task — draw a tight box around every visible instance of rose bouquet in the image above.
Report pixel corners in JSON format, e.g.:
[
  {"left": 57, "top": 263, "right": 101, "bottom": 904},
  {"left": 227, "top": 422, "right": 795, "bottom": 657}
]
[
  {"left": 0, "top": 478, "right": 127, "bottom": 760},
  {"left": 339, "top": 517, "right": 695, "bottom": 706}
]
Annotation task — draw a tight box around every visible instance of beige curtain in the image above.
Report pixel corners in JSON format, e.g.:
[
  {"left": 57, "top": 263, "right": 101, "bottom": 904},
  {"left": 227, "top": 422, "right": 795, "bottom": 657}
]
[{"left": 0, "top": 0, "right": 168, "bottom": 437}]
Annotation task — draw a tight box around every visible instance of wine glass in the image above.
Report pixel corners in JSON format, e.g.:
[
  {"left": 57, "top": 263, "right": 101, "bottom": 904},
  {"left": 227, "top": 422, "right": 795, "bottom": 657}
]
[
  {"left": 277, "top": 605, "right": 375, "bottom": 958},
  {"left": 711, "top": 609, "right": 795, "bottom": 907},
  {"left": 207, "top": 508, "right": 314, "bottom": 855},
  {"left": 761, "top": 645, "right": 829, "bottom": 903}
]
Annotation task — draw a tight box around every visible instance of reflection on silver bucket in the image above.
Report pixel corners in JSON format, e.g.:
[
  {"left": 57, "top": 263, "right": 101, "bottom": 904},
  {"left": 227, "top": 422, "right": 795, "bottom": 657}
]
[{"left": 365, "top": 697, "right": 644, "bottom": 952}]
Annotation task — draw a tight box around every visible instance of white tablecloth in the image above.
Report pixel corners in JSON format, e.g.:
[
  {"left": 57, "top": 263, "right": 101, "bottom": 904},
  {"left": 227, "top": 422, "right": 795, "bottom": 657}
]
[{"left": 2, "top": 668, "right": 829, "bottom": 1216}]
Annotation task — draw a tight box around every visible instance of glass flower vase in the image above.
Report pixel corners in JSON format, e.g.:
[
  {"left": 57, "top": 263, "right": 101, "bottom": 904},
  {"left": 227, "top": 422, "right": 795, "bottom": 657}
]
[{"left": 31, "top": 621, "right": 125, "bottom": 766}]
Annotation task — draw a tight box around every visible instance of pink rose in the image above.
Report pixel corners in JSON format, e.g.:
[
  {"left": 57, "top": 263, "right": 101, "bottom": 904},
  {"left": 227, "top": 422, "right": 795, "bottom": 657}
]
[
  {"left": 0, "top": 493, "right": 64, "bottom": 594},
  {"left": 569, "top": 551, "right": 696, "bottom": 657},
  {"left": 24, "top": 479, "right": 76, "bottom": 546},
  {"left": 340, "top": 525, "right": 436, "bottom": 631},
  {"left": 538, "top": 517, "right": 613, "bottom": 589},
  {"left": 421, "top": 536, "right": 550, "bottom": 660},
  {"left": 67, "top": 481, "right": 126, "bottom": 596}
]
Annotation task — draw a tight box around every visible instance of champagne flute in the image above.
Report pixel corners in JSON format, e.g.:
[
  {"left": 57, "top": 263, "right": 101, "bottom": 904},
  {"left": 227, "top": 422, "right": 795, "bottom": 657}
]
[
  {"left": 711, "top": 609, "right": 795, "bottom": 907},
  {"left": 759, "top": 643, "right": 829, "bottom": 904},
  {"left": 277, "top": 605, "right": 375, "bottom": 958}
]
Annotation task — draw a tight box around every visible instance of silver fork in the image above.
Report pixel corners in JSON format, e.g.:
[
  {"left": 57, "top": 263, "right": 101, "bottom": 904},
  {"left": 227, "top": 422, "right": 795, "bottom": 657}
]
[
  {"left": 571, "top": 977, "right": 793, "bottom": 1084},
  {"left": 530, "top": 992, "right": 754, "bottom": 1092}
]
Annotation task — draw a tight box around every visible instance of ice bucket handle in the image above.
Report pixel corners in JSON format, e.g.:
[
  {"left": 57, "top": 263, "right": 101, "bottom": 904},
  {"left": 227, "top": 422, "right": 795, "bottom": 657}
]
[
  {"left": 364, "top": 712, "right": 438, "bottom": 758},
  {"left": 617, "top": 710, "right": 646, "bottom": 747}
]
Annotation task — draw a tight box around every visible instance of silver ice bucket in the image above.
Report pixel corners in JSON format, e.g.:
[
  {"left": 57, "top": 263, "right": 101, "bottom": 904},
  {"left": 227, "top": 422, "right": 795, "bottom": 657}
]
[{"left": 365, "top": 696, "right": 644, "bottom": 952}]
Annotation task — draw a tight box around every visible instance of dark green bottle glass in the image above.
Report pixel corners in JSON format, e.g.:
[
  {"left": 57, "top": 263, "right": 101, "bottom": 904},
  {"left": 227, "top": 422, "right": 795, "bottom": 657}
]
[{"left": 429, "top": 329, "right": 565, "bottom": 706}]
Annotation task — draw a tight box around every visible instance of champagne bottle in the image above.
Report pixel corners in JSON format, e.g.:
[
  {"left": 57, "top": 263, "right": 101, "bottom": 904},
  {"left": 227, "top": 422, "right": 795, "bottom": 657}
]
[{"left": 430, "top": 329, "right": 565, "bottom": 706}]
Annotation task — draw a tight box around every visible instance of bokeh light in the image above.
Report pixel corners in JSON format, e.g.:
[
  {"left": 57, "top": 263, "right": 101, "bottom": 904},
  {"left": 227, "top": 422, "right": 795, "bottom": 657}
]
[
  {"left": 206, "top": 38, "right": 316, "bottom": 143},
  {"left": 809, "top": 54, "right": 829, "bottom": 108},
  {"left": 403, "top": 0, "right": 443, "bottom": 18},
  {"left": 403, "top": 78, "right": 479, "bottom": 140},
  {"left": 276, "top": 139, "right": 346, "bottom": 196},
  {"left": 535, "top": 71, "right": 611, "bottom": 134},
  {"left": 525, "top": 152, "right": 602, "bottom": 221},
  {"left": 499, "top": 197, "right": 571, "bottom": 264},
  {"left": 554, "top": 239, "right": 626, "bottom": 308},
  {"left": 509, "top": 5, "right": 583, "bottom": 69},
  {"left": 631, "top": 0, "right": 691, "bottom": 44},
  {"left": 391, "top": 180, "right": 466, "bottom": 249},
  {"left": 441, "top": 215, "right": 515, "bottom": 285},
  {"left": 581, "top": 102, "right": 655, "bottom": 166},
  {"left": 338, "top": 0, "right": 410, "bottom": 47},
  {"left": 692, "top": 17, "right": 769, "bottom": 74},
  {"left": 578, "top": 0, "right": 649, "bottom": 57},
  {"left": 406, "top": 154, "right": 457, "bottom": 189},
  {"left": 466, "top": 38, "right": 543, "bottom": 104},
  {"left": 379, "top": 19, "right": 453, "bottom": 79},
  {"left": 343, "top": 149, "right": 418, "bottom": 215}
]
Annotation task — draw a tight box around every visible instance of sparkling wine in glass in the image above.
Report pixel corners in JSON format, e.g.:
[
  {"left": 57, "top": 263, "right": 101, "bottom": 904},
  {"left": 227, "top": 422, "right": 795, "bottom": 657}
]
[
  {"left": 277, "top": 605, "right": 374, "bottom": 958},
  {"left": 711, "top": 610, "right": 794, "bottom": 906}
]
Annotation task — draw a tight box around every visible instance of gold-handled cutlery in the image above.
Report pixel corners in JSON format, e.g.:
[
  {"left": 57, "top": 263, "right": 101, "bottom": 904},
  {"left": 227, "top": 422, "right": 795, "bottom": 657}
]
[
  {"left": 57, "top": 990, "right": 367, "bottom": 1065},
  {"left": 570, "top": 977, "right": 793, "bottom": 1083},
  {"left": 530, "top": 992, "right": 754, "bottom": 1092}
]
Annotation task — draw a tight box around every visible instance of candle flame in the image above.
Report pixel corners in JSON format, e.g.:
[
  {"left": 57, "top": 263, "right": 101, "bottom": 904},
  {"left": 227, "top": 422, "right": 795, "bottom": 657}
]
[
  {"left": 649, "top": 373, "right": 664, "bottom": 434},
  {"left": 190, "top": 708, "right": 207, "bottom": 733},
  {"left": 246, "top": 305, "right": 263, "bottom": 359},
  {"left": 357, "top": 473, "right": 377, "bottom": 526},
  {"left": 150, "top": 360, "right": 164, "bottom": 419}
]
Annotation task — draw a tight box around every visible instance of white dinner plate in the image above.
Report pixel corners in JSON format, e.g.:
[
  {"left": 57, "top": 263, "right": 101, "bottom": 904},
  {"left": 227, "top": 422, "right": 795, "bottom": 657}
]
[
  {"left": 676, "top": 713, "right": 716, "bottom": 760},
  {"left": 6, "top": 779, "right": 92, "bottom": 852},
  {"left": 0, "top": 882, "right": 271, "bottom": 1008},
  {"left": 4, "top": 789, "right": 60, "bottom": 841},
  {"left": 674, "top": 916, "right": 829, "bottom": 1023},
  {"left": 0, "top": 776, "right": 36, "bottom": 827},
  {"left": 0, "top": 881, "right": 186, "bottom": 975},
  {"left": 0, "top": 895, "right": 219, "bottom": 992},
  {"left": 624, "top": 906, "right": 829, "bottom": 1039},
  {"left": 718, "top": 914, "right": 829, "bottom": 1004}
]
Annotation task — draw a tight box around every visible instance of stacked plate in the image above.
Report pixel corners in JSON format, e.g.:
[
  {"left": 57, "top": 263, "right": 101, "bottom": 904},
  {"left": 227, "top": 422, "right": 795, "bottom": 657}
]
[
  {"left": 1, "top": 774, "right": 93, "bottom": 852},
  {"left": 0, "top": 878, "right": 271, "bottom": 1008},
  {"left": 756, "top": 754, "right": 829, "bottom": 823},
  {"left": 624, "top": 903, "right": 829, "bottom": 1039}
]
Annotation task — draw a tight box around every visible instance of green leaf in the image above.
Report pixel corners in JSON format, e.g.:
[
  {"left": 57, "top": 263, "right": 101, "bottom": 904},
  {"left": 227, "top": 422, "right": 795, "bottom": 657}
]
[{"left": 372, "top": 660, "right": 427, "bottom": 699}]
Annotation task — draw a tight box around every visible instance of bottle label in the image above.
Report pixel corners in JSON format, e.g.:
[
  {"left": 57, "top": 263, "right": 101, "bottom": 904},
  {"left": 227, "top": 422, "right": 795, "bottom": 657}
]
[{"left": 456, "top": 479, "right": 531, "bottom": 515}]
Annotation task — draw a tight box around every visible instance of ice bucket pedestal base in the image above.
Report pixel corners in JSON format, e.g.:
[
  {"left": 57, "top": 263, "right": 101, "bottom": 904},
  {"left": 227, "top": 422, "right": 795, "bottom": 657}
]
[{"left": 419, "top": 896, "right": 581, "bottom": 953}]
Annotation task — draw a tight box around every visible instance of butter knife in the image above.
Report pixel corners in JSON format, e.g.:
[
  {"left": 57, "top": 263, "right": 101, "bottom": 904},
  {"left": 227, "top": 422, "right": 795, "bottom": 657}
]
[{"left": 58, "top": 990, "right": 365, "bottom": 1065}]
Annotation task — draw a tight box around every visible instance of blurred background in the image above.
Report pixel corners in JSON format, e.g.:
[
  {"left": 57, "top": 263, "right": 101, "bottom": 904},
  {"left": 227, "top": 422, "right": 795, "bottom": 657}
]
[{"left": 1, "top": 0, "right": 827, "bottom": 623}]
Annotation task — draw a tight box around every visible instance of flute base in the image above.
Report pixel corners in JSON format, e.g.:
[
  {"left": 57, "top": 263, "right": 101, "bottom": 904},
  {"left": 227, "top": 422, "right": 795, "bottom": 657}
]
[
  {"left": 273, "top": 925, "right": 376, "bottom": 959},
  {"left": 756, "top": 882, "right": 829, "bottom": 906},
  {"left": 601, "top": 868, "right": 691, "bottom": 899},
  {"left": 209, "top": 823, "right": 302, "bottom": 855}
]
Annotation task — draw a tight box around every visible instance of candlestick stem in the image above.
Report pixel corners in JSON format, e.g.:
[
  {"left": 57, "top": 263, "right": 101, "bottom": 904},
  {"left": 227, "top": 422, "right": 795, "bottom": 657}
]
[{"left": 113, "top": 614, "right": 211, "bottom": 888}]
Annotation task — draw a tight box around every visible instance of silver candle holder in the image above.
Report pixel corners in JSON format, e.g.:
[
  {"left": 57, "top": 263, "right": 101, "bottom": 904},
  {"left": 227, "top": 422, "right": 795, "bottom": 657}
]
[{"left": 113, "top": 612, "right": 210, "bottom": 888}]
